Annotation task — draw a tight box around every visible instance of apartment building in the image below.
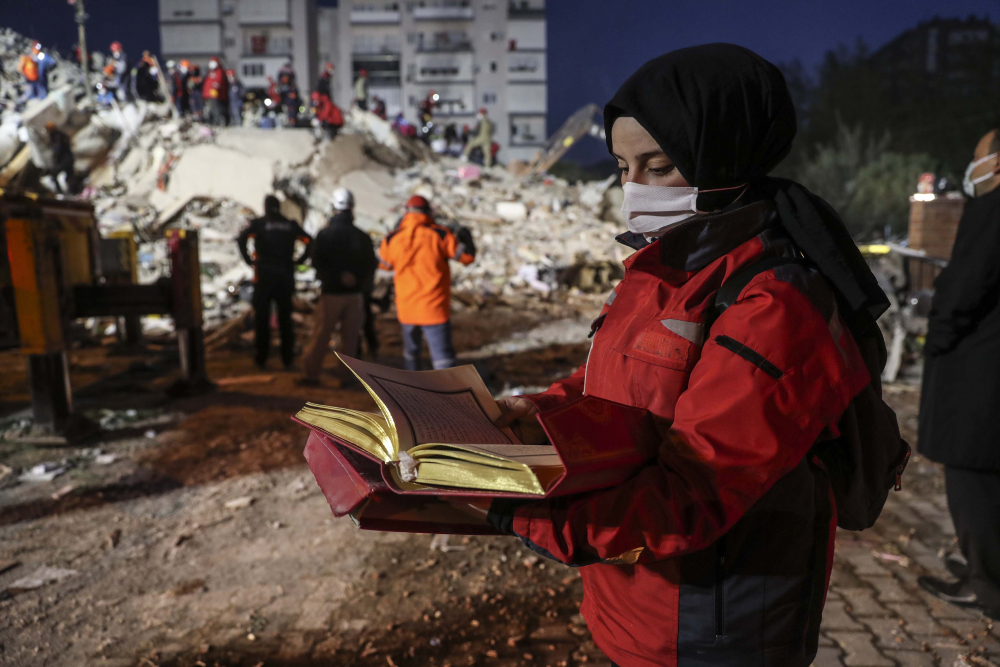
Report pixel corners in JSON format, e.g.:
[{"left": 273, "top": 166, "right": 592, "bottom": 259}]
[
  {"left": 159, "top": 0, "right": 319, "bottom": 92},
  {"left": 320, "top": 0, "right": 548, "bottom": 162}
]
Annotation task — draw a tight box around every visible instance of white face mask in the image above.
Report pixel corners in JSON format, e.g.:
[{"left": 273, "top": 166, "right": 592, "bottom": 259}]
[
  {"left": 209, "top": 61, "right": 218, "bottom": 70},
  {"left": 963, "top": 152, "right": 998, "bottom": 197},
  {"left": 620, "top": 182, "right": 746, "bottom": 236}
]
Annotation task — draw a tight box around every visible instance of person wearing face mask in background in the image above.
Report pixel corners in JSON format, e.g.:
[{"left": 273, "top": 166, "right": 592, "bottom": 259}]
[
  {"left": 488, "top": 44, "right": 907, "bottom": 667},
  {"left": 202, "top": 57, "right": 229, "bottom": 126},
  {"left": 916, "top": 129, "right": 1000, "bottom": 621}
]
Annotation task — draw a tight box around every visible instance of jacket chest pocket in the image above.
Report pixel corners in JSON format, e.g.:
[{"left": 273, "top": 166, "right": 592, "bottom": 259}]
[{"left": 615, "top": 317, "right": 704, "bottom": 372}]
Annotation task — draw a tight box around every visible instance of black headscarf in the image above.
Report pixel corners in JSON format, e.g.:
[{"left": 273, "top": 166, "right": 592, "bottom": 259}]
[{"left": 605, "top": 43, "right": 889, "bottom": 337}]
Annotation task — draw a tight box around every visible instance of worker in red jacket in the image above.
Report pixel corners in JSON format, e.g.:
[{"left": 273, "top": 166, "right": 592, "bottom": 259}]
[
  {"left": 489, "top": 44, "right": 899, "bottom": 667},
  {"left": 310, "top": 90, "right": 343, "bottom": 139},
  {"left": 202, "top": 57, "right": 229, "bottom": 126}
]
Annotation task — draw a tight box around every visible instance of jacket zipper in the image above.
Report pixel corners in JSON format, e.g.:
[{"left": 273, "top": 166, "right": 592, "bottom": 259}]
[{"left": 715, "top": 537, "right": 726, "bottom": 639}]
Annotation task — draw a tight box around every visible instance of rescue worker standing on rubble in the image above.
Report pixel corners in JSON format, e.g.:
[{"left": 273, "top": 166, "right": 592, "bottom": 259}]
[
  {"left": 917, "top": 129, "right": 1000, "bottom": 621},
  {"left": 488, "top": 45, "right": 905, "bottom": 667},
  {"left": 109, "top": 41, "right": 128, "bottom": 101},
  {"left": 173, "top": 60, "right": 191, "bottom": 116},
  {"left": 227, "top": 69, "right": 245, "bottom": 127},
  {"left": 19, "top": 42, "right": 52, "bottom": 101},
  {"left": 238, "top": 195, "right": 312, "bottom": 371},
  {"left": 317, "top": 61, "right": 335, "bottom": 101},
  {"left": 202, "top": 57, "right": 229, "bottom": 126},
  {"left": 188, "top": 63, "right": 204, "bottom": 119},
  {"left": 379, "top": 195, "right": 475, "bottom": 370},
  {"left": 462, "top": 108, "right": 494, "bottom": 167},
  {"left": 277, "top": 59, "right": 300, "bottom": 125},
  {"left": 301, "top": 188, "right": 378, "bottom": 386},
  {"left": 354, "top": 69, "right": 369, "bottom": 111}
]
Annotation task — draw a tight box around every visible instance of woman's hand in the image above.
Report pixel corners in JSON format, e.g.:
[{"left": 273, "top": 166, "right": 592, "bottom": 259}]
[{"left": 495, "top": 396, "right": 548, "bottom": 445}]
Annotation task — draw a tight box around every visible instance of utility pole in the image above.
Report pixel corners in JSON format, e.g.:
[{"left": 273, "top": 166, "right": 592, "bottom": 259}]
[{"left": 70, "top": 0, "right": 92, "bottom": 103}]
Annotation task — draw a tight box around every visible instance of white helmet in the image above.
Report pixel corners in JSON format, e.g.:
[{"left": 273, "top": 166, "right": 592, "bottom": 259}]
[{"left": 332, "top": 188, "right": 354, "bottom": 211}]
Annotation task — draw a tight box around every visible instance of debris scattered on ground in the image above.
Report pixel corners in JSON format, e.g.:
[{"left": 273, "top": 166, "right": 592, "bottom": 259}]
[
  {"left": 224, "top": 496, "right": 255, "bottom": 510},
  {"left": 18, "top": 462, "right": 67, "bottom": 483},
  {"left": 6, "top": 566, "right": 78, "bottom": 593}
]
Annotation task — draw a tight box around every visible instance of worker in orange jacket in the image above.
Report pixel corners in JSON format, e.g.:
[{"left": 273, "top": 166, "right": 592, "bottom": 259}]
[{"left": 379, "top": 195, "right": 475, "bottom": 370}]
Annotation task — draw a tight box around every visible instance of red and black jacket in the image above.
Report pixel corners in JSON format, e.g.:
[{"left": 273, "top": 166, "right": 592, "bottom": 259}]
[{"left": 490, "top": 201, "right": 872, "bottom": 667}]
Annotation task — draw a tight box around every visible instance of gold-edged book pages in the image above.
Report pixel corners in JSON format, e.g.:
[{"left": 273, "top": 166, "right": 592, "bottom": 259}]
[{"left": 293, "top": 355, "right": 564, "bottom": 495}]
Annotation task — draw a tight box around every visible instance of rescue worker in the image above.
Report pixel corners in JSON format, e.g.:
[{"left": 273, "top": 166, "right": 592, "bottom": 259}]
[
  {"left": 227, "top": 69, "right": 245, "bottom": 127},
  {"left": 174, "top": 60, "right": 191, "bottom": 116},
  {"left": 42, "top": 122, "right": 76, "bottom": 194},
  {"left": 488, "top": 45, "right": 902, "bottom": 667},
  {"left": 371, "top": 95, "right": 387, "bottom": 120},
  {"left": 202, "top": 57, "right": 229, "bottom": 126},
  {"left": 277, "top": 60, "right": 300, "bottom": 124},
  {"left": 311, "top": 90, "right": 344, "bottom": 139},
  {"left": 19, "top": 42, "right": 52, "bottom": 101},
  {"left": 462, "top": 108, "right": 494, "bottom": 167},
  {"left": 237, "top": 195, "right": 312, "bottom": 370},
  {"left": 917, "top": 129, "right": 1000, "bottom": 620},
  {"left": 187, "top": 64, "right": 204, "bottom": 119},
  {"left": 354, "top": 69, "right": 369, "bottom": 111},
  {"left": 301, "top": 188, "right": 378, "bottom": 386},
  {"left": 109, "top": 41, "right": 128, "bottom": 100},
  {"left": 317, "top": 61, "right": 335, "bottom": 101},
  {"left": 129, "top": 51, "right": 160, "bottom": 102},
  {"left": 379, "top": 195, "right": 475, "bottom": 370}
]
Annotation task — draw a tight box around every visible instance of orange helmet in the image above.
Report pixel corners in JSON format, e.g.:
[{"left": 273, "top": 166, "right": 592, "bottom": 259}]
[
  {"left": 406, "top": 195, "right": 430, "bottom": 211},
  {"left": 180, "top": 59, "right": 191, "bottom": 69}
]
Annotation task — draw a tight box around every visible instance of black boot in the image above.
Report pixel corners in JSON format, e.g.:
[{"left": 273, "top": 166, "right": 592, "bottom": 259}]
[{"left": 918, "top": 576, "right": 1000, "bottom": 620}]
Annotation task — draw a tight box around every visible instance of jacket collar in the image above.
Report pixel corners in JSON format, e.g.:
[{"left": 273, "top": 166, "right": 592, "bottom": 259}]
[
  {"left": 398, "top": 211, "right": 434, "bottom": 229},
  {"left": 657, "top": 200, "right": 776, "bottom": 272}
]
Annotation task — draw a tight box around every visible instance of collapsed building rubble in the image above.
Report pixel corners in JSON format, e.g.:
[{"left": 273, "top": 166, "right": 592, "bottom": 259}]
[{"left": 1, "top": 29, "right": 628, "bottom": 339}]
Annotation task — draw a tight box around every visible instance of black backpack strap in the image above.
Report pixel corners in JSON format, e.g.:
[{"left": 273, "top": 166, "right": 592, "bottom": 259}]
[{"left": 705, "top": 256, "right": 807, "bottom": 334}]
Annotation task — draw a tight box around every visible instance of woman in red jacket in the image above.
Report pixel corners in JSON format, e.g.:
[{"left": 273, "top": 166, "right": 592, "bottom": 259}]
[{"left": 490, "top": 44, "right": 895, "bottom": 667}]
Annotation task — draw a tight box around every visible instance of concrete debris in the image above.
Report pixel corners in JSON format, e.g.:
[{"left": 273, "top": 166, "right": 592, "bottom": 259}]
[
  {"left": 18, "top": 462, "right": 68, "bottom": 483},
  {"left": 224, "top": 496, "right": 255, "bottom": 510},
  {"left": 6, "top": 566, "right": 78, "bottom": 592}
]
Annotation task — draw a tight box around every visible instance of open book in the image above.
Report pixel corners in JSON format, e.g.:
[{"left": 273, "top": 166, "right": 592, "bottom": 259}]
[
  {"left": 296, "top": 355, "right": 564, "bottom": 495},
  {"left": 294, "top": 355, "right": 659, "bottom": 498}
]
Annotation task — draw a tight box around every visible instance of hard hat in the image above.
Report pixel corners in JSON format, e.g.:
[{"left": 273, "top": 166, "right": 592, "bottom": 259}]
[
  {"left": 479, "top": 107, "right": 487, "bottom": 115},
  {"left": 332, "top": 188, "right": 355, "bottom": 211},
  {"left": 32, "top": 42, "right": 42, "bottom": 52},
  {"left": 110, "top": 41, "right": 122, "bottom": 52},
  {"left": 406, "top": 195, "right": 430, "bottom": 211},
  {"left": 325, "top": 61, "right": 334, "bottom": 70},
  {"left": 225, "top": 68, "right": 235, "bottom": 77},
  {"left": 180, "top": 59, "right": 191, "bottom": 69},
  {"left": 166, "top": 60, "right": 176, "bottom": 69},
  {"left": 359, "top": 68, "right": 368, "bottom": 76}
]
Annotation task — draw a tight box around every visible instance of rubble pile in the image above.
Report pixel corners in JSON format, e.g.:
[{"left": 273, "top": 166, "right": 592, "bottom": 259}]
[
  {"left": 1, "top": 29, "right": 629, "bottom": 334},
  {"left": 0, "top": 28, "right": 86, "bottom": 107},
  {"left": 394, "top": 164, "right": 626, "bottom": 295}
]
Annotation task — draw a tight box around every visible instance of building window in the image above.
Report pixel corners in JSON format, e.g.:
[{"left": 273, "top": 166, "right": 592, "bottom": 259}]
[
  {"left": 224, "top": 37, "right": 236, "bottom": 48},
  {"left": 243, "top": 63, "right": 265, "bottom": 77},
  {"left": 420, "top": 65, "right": 461, "bottom": 77},
  {"left": 490, "top": 61, "right": 497, "bottom": 72},
  {"left": 490, "top": 31, "right": 504, "bottom": 41},
  {"left": 483, "top": 92, "right": 497, "bottom": 104}
]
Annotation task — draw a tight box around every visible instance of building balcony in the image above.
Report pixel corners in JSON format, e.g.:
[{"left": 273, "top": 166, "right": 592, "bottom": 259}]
[
  {"left": 413, "top": 6, "right": 474, "bottom": 21},
  {"left": 508, "top": 8, "right": 545, "bottom": 19},
  {"left": 350, "top": 9, "right": 401, "bottom": 24},
  {"left": 416, "top": 41, "right": 473, "bottom": 53}
]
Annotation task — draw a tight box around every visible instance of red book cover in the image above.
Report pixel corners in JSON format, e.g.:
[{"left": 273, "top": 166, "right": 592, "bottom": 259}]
[{"left": 299, "top": 395, "right": 659, "bottom": 503}]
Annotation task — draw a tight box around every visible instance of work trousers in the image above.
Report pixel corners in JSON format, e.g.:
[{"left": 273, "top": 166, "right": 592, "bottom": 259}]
[
  {"left": 463, "top": 137, "right": 493, "bottom": 167},
  {"left": 303, "top": 293, "right": 365, "bottom": 381},
  {"left": 25, "top": 81, "right": 47, "bottom": 100},
  {"left": 205, "top": 98, "right": 227, "bottom": 126},
  {"left": 253, "top": 273, "right": 295, "bottom": 368},
  {"left": 362, "top": 292, "right": 379, "bottom": 358},
  {"left": 401, "top": 321, "right": 455, "bottom": 371},
  {"left": 946, "top": 466, "right": 1000, "bottom": 608}
]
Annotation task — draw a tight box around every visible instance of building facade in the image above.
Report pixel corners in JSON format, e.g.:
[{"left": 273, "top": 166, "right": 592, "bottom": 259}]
[
  {"left": 320, "top": 0, "right": 548, "bottom": 162},
  {"left": 159, "top": 0, "right": 319, "bottom": 93}
]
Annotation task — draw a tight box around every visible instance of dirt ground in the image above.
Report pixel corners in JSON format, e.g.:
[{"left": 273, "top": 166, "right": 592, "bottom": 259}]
[
  {"left": 0, "top": 290, "right": 971, "bottom": 667},
  {"left": 0, "top": 291, "right": 610, "bottom": 667}
]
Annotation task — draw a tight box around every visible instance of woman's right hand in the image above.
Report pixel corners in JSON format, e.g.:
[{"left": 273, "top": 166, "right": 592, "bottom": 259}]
[{"left": 495, "top": 396, "right": 548, "bottom": 445}]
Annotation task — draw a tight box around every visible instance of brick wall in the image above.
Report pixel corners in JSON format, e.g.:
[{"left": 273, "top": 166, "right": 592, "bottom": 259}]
[{"left": 908, "top": 196, "right": 964, "bottom": 260}]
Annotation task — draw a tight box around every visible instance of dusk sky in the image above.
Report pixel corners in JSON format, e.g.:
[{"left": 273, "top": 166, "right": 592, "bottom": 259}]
[{"left": 3, "top": 0, "right": 999, "bottom": 162}]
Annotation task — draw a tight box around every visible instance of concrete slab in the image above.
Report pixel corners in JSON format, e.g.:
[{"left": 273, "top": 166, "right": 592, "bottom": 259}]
[
  {"left": 167, "top": 144, "right": 275, "bottom": 215},
  {"left": 215, "top": 127, "right": 316, "bottom": 167}
]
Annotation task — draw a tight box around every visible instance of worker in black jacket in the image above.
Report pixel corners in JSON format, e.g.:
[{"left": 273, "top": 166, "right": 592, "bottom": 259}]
[
  {"left": 237, "top": 195, "right": 312, "bottom": 370},
  {"left": 918, "top": 128, "right": 1000, "bottom": 620},
  {"left": 300, "top": 188, "right": 378, "bottom": 385}
]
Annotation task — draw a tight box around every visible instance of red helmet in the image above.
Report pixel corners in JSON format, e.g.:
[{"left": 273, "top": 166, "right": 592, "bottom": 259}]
[
  {"left": 311, "top": 91, "right": 321, "bottom": 101},
  {"left": 406, "top": 195, "right": 430, "bottom": 211},
  {"left": 225, "top": 68, "right": 235, "bottom": 76},
  {"left": 325, "top": 61, "right": 334, "bottom": 70},
  {"left": 110, "top": 41, "right": 122, "bottom": 52},
  {"left": 359, "top": 68, "right": 368, "bottom": 76},
  {"left": 479, "top": 107, "right": 487, "bottom": 115}
]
